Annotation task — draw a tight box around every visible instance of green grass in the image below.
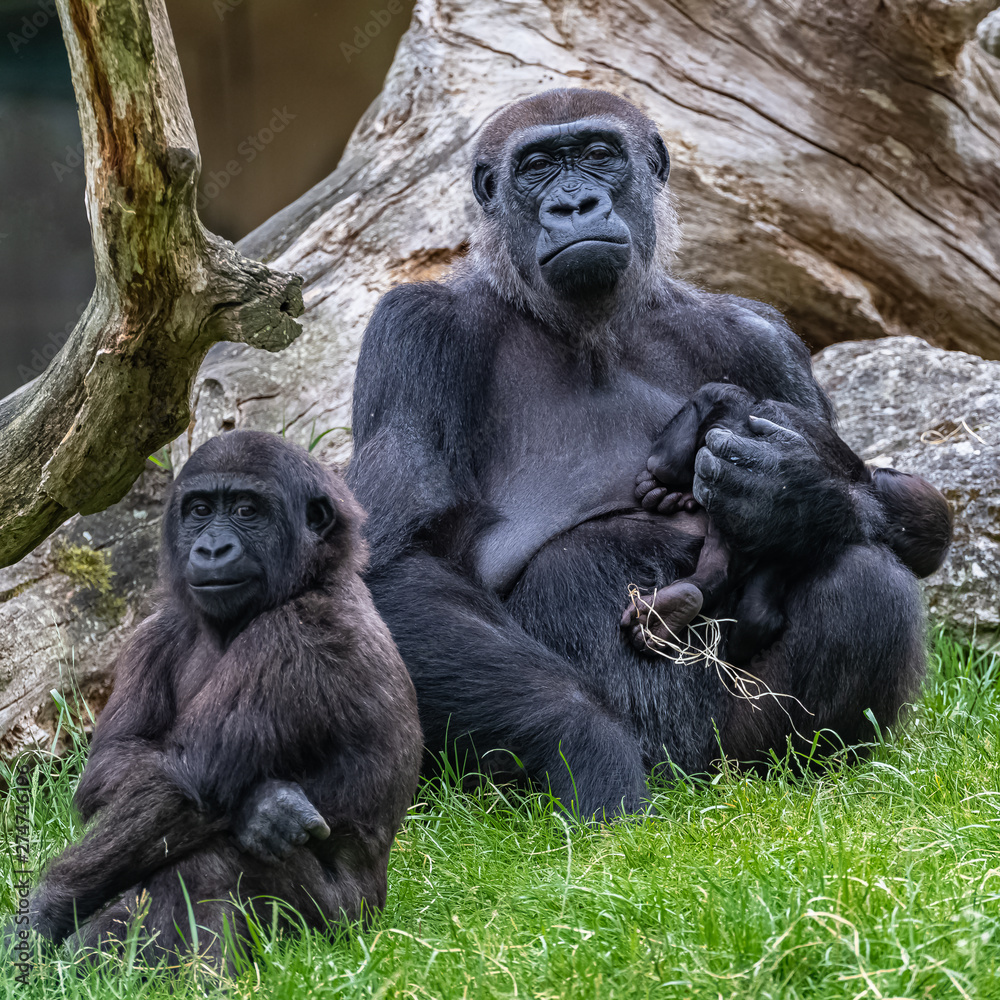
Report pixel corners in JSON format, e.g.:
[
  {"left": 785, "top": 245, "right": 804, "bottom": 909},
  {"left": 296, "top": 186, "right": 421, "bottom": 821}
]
[{"left": 3, "top": 631, "right": 1000, "bottom": 998}]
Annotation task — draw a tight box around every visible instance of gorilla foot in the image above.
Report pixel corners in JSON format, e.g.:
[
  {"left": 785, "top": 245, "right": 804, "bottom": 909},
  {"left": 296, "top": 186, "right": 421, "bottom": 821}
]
[
  {"left": 622, "top": 581, "right": 704, "bottom": 650},
  {"left": 634, "top": 472, "right": 700, "bottom": 514}
]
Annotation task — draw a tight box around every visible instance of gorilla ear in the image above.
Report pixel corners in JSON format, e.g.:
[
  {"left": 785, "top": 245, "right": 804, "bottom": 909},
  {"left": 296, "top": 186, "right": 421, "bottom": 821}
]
[
  {"left": 473, "top": 163, "right": 497, "bottom": 210},
  {"left": 306, "top": 496, "right": 338, "bottom": 538},
  {"left": 648, "top": 133, "right": 670, "bottom": 186}
]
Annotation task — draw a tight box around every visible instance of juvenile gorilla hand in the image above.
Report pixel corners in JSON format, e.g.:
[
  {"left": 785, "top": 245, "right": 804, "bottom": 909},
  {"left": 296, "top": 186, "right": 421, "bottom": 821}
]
[
  {"left": 692, "top": 415, "right": 858, "bottom": 560},
  {"left": 233, "top": 780, "right": 331, "bottom": 864}
]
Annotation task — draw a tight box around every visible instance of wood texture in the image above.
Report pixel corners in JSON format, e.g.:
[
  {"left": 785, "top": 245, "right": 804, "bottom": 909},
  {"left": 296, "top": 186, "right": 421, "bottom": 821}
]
[
  {"left": 0, "top": 0, "right": 304, "bottom": 568},
  {"left": 178, "top": 0, "right": 1000, "bottom": 472}
]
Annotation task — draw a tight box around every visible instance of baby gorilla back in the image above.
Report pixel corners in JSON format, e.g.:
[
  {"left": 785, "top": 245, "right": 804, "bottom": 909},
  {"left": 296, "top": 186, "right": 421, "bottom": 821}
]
[{"left": 26, "top": 431, "right": 422, "bottom": 967}]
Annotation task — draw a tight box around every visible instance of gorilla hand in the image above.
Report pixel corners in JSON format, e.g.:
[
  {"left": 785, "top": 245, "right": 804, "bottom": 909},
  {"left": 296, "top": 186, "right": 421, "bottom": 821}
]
[
  {"left": 234, "top": 781, "right": 330, "bottom": 864},
  {"left": 692, "top": 415, "right": 861, "bottom": 561}
]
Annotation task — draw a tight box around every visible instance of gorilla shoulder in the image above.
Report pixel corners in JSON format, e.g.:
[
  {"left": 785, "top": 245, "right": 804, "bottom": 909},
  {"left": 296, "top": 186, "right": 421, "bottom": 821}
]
[
  {"left": 702, "top": 292, "right": 823, "bottom": 414},
  {"left": 366, "top": 280, "right": 461, "bottom": 344}
]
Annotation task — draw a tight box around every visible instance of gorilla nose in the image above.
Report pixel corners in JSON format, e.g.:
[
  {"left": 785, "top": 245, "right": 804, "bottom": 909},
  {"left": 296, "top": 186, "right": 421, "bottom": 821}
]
[
  {"left": 539, "top": 188, "right": 612, "bottom": 230},
  {"left": 190, "top": 532, "right": 243, "bottom": 574}
]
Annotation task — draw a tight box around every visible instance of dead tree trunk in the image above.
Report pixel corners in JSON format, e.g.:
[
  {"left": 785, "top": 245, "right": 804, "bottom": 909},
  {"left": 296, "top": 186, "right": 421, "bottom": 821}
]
[
  {"left": 2, "top": 0, "right": 999, "bottom": 751},
  {"left": 170, "top": 0, "right": 1000, "bottom": 475},
  {"left": 0, "top": 0, "right": 304, "bottom": 569}
]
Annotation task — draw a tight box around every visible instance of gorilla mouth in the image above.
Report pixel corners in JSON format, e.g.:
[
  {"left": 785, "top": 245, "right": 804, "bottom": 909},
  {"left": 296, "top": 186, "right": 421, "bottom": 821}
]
[
  {"left": 539, "top": 237, "right": 629, "bottom": 267},
  {"left": 189, "top": 579, "right": 248, "bottom": 591}
]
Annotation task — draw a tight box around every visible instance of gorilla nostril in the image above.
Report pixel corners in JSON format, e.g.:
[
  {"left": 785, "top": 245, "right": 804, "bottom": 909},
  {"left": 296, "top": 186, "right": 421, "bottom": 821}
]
[
  {"left": 195, "top": 540, "right": 235, "bottom": 563},
  {"left": 548, "top": 203, "right": 575, "bottom": 218},
  {"left": 578, "top": 196, "right": 599, "bottom": 215}
]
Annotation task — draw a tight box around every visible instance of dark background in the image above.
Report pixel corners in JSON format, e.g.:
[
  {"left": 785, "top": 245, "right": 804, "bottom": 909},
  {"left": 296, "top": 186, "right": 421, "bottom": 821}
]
[{"left": 0, "top": 0, "right": 413, "bottom": 397}]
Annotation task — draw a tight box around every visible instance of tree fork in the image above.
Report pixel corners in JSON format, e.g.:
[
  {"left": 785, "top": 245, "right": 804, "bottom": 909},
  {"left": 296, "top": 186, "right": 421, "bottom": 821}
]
[{"left": 0, "top": 0, "right": 304, "bottom": 567}]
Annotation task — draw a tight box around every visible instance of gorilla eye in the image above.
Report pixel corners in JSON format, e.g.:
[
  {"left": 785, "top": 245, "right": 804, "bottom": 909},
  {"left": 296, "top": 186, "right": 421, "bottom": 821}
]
[
  {"left": 235, "top": 504, "right": 257, "bottom": 519},
  {"left": 521, "top": 154, "right": 554, "bottom": 175},
  {"left": 190, "top": 502, "right": 211, "bottom": 518},
  {"left": 584, "top": 144, "right": 615, "bottom": 162}
]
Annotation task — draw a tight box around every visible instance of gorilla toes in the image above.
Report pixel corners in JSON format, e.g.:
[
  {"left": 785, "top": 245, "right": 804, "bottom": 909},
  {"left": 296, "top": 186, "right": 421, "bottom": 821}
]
[
  {"left": 624, "top": 581, "right": 704, "bottom": 651},
  {"left": 635, "top": 473, "right": 700, "bottom": 514},
  {"left": 635, "top": 471, "right": 658, "bottom": 496}
]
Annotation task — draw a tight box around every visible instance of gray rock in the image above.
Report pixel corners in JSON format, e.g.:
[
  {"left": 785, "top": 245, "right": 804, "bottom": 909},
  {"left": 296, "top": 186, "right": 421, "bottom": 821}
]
[
  {"left": 814, "top": 336, "right": 999, "bottom": 644},
  {"left": 978, "top": 8, "right": 1000, "bottom": 58}
]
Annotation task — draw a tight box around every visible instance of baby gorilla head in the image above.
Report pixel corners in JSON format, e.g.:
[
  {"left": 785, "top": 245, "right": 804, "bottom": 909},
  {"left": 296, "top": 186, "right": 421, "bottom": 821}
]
[{"left": 163, "top": 431, "right": 364, "bottom": 638}]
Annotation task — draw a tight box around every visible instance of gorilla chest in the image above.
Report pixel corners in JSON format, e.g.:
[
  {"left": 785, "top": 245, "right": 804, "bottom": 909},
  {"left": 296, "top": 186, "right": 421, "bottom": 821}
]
[
  {"left": 485, "top": 371, "right": 678, "bottom": 496},
  {"left": 472, "top": 338, "right": 688, "bottom": 590}
]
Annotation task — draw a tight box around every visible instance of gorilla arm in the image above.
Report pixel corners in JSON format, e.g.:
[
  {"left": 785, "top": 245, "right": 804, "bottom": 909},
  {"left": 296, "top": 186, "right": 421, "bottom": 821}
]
[
  {"left": 29, "top": 757, "right": 231, "bottom": 943},
  {"left": 31, "top": 610, "right": 233, "bottom": 943},
  {"left": 171, "top": 591, "right": 420, "bottom": 869},
  {"left": 72, "top": 609, "right": 190, "bottom": 821},
  {"left": 720, "top": 302, "right": 950, "bottom": 577}
]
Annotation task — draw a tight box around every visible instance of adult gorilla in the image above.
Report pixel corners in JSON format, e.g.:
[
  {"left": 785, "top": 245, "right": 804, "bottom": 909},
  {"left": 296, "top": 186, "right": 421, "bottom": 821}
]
[{"left": 347, "top": 89, "right": 949, "bottom": 818}]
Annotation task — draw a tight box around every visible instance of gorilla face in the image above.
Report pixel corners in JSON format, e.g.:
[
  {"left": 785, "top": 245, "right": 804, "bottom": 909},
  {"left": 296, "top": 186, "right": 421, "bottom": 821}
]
[
  {"left": 474, "top": 116, "right": 669, "bottom": 300},
  {"left": 174, "top": 476, "right": 273, "bottom": 625},
  {"left": 164, "top": 433, "right": 340, "bottom": 637}
]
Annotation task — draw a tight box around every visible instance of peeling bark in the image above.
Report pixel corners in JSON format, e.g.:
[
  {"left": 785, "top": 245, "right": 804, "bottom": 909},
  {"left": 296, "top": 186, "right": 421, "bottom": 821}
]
[
  {"left": 0, "top": 0, "right": 304, "bottom": 568},
  {"left": 178, "top": 0, "right": 1000, "bottom": 473}
]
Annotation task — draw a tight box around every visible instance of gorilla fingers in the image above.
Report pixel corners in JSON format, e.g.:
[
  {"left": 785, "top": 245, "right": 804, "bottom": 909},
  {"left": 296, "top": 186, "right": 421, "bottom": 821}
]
[
  {"left": 234, "top": 781, "right": 332, "bottom": 864},
  {"left": 626, "top": 382, "right": 951, "bottom": 661}
]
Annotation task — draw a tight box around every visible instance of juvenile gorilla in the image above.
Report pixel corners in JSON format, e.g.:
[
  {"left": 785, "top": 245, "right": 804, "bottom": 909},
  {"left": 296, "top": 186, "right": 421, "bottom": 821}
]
[
  {"left": 623, "top": 383, "right": 952, "bottom": 662},
  {"left": 348, "top": 89, "right": 951, "bottom": 818},
  {"left": 27, "top": 431, "right": 422, "bottom": 962}
]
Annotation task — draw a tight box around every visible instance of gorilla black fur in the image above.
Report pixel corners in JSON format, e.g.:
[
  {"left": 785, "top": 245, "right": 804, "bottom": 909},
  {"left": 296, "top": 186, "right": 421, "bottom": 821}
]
[
  {"left": 625, "top": 382, "right": 952, "bottom": 663},
  {"left": 347, "top": 88, "right": 950, "bottom": 818},
  {"left": 27, "top": 431, "right": 422, "bottom": 963}
]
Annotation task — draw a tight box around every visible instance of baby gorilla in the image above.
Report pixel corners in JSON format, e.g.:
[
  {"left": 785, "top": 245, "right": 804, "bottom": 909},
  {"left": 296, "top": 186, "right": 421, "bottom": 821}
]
[
  {"left": 25, "top": 431, "right": 422, "bottom": 965},
  {"left": 623, "top": 384, "right": 951, "bottom": 661}
]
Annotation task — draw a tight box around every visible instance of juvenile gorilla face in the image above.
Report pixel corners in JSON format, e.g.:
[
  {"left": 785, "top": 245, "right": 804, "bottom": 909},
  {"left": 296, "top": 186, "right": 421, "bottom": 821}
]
[
  {"left": 174, "top": 475, "right": 279, "bottom": 623},
  {"left": 165, "top": 432, "right": 340, "bottom": 632},
  {"left": 473, "top": 111, "right": 669, "bottom": 300}
]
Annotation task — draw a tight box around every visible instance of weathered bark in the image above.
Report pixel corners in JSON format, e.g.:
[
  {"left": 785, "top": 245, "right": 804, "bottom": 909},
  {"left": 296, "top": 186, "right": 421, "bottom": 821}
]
[
  {"left": 0, "top": 0, "right": 304, "bottom": 568},
  {"left": 175, "top": 0, "right": 1000, "bottom": 472},
  {"left": 0, "top": 467, "right": 171, "bottom": 756},
  {"left": 3, "top": 0, "right": 1000, "bottom": 752}
]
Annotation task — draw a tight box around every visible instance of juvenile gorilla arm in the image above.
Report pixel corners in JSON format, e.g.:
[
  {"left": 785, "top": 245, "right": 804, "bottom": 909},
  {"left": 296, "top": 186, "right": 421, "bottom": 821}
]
[
  {"left": 73, "top": 610, "right": 192, "bottom": 821},
  {"left": 30, "top": 760, "right": 229, "bottom": 943}
]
